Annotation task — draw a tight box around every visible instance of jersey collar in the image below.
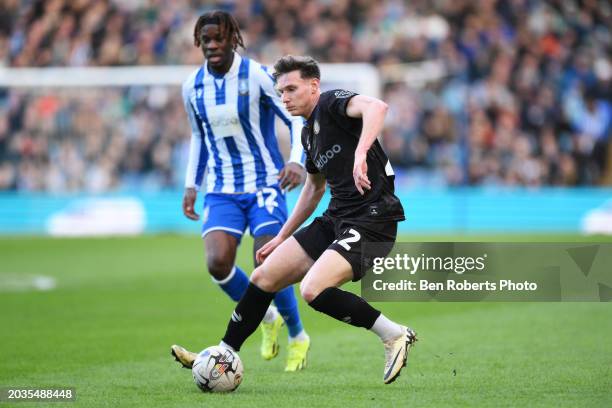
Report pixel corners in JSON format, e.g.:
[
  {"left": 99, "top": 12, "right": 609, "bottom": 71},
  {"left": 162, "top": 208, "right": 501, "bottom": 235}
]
[{"left": 305, "top": 103, "right": 320, "bottom": 129}]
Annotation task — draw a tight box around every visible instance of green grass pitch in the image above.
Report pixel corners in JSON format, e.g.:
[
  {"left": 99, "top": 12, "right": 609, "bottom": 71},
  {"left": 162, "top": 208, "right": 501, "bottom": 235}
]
[{"left": 1, "top": 234, "right": 611, "bottom": 407}]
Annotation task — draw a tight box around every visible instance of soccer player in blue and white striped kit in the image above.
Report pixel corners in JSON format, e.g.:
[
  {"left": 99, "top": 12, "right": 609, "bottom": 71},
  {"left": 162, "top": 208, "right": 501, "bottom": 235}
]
[{"left": 171, "top": 11, "right": 310, "bottom": 372}]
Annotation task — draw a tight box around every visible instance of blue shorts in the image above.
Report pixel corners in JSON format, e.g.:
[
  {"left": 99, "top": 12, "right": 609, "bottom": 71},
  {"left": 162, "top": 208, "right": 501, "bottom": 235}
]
[{"left": 201, "top": 185, "right": 288, "bottom": 242}]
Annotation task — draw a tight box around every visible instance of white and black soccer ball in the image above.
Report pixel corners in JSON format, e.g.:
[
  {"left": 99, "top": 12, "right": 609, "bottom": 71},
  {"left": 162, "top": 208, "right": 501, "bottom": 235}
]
[{"left": 192, "top": 346, "right": 243, "bottom": 393}]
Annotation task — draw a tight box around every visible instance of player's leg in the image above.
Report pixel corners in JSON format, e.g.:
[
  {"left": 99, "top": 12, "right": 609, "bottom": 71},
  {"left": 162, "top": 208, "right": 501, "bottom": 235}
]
[
  {"left": 249, "top": 185, "right": 309, "bottom": 367},
  {"left": 254, "top": 235, "right": 310, "bottom": 369},
  {"left": 253, "top": 235, "right": 306, "bottom": 361},
  {"left": 204, "top": 231, "right": 247, "bottom": 298},
  {"left": 300, "top": 249, "right": 381, "bottom": 329},
  {"left": 220, "top": 236, "right": 314, "bottom": 353},
  {"left": 201, "top": 193, "right": 294, "bottom": 319},
  {"left": 254, "top": 235, "right": 304, "bottom": 339},
  {"left": 300, "top": 223, "right": 417, "bottom": 384},
  {"left": 172, "top": 194, "right": 247, "bottom": 369},
  {"left": 247, "top": 187, "right": 287, "bottom": 360},
  {"left": 252, "top": 234, "right": 284, "bottom": 359},
  {"left": 217, "top": 216, "right": 333, "bottom": 371},
  {"left": 201, "top": 193, "right": 249, "bottom": 301}
]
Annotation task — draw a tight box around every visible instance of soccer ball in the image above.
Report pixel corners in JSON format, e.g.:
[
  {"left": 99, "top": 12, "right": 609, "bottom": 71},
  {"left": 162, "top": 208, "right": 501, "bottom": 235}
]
[{"left": 192, "top": 346, "right": 243, "bottom": 393}]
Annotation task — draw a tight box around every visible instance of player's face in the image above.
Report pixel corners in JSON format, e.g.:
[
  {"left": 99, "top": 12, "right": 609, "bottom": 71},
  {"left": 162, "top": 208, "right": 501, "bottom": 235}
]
[
  {"left": 276, "top": 71, "right": 319, "bottom": 117},
  {"left": 200, "top": 24, "right": 235, "bottom": 72}
]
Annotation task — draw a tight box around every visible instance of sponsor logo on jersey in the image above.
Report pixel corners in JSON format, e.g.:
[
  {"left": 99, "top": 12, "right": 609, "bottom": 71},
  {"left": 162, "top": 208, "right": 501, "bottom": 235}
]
[
  {"left": 314, "top": 120, "right": 320, "bottom": 135},
  {"left": 334, "top": 90, "right": 356, "bottom": 99},
  {"left": 314, "top": 144, "right": 342, "bottom": 170},
  {"left": 209, "top": 115, "right": 240, "bottom": 128}
]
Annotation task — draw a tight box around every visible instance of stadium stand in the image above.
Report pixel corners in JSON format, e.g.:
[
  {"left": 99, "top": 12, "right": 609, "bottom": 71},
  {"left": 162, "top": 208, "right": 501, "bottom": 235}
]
[{"left": 0, "top": 0, "right": 610, "bottom": 191}]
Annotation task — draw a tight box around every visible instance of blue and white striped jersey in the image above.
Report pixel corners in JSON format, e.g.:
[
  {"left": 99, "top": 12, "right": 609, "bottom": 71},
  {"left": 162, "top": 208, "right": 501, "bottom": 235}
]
[{"left": 182, "top": 52, "right": 305, "bottom": 193}]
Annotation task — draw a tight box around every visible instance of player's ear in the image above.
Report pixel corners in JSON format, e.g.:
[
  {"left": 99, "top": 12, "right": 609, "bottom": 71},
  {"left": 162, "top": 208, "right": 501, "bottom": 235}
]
[{"left": 310, "top": 78, "right": 319, "bottom": 94}]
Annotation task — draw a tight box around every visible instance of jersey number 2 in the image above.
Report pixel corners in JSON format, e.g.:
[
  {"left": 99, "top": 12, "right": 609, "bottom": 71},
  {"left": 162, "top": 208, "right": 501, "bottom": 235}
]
[{"left": 334, "top": 228, "right": 361, "bottom": 251}]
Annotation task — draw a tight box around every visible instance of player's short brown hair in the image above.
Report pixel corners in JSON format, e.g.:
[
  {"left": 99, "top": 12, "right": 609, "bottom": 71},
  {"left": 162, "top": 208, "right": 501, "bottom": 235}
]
[{"left": 273, "top": 55, "right": 320, "bottom": 80}]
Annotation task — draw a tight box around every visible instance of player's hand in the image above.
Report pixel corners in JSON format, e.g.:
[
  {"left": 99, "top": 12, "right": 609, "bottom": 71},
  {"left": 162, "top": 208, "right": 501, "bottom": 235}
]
[
  {"left": 278, "top": 162, "right": 306, "bottom": 191},
  {"left": 256, "top": 235, "right": 285, "bottom": 264},
  {"left": 353, "top": 151, "right": 371, "bottom": 195},
  {"left": 182, "top": 188, "right": 200, "bottom": 221}
]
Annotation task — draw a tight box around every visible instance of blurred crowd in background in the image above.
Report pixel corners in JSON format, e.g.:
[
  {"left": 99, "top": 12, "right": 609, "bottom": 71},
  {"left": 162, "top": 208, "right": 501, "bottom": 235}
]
[{"left": 0, "top": 0, "right": 610, "bottom": 192}]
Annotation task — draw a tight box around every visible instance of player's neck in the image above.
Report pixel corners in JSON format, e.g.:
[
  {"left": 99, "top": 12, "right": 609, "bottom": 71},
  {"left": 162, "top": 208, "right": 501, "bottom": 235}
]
[
  {"left": 304, "top": 92, "right": 321, "bottom": 119},
  {"left": 208, "top": 53, "right": 235, "bottom": 77}
]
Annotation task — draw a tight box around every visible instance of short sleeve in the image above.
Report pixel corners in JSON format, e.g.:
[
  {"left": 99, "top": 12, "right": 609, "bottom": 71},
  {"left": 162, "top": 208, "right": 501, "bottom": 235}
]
[{"left": 326, "top": 89, "right": 358, "bottom": 118}]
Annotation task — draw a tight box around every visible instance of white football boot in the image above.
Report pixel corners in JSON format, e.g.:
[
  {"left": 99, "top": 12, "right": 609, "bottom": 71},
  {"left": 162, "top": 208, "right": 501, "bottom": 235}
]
[{"left": 382, "top": 327, "right": 417, "bottom": 384}]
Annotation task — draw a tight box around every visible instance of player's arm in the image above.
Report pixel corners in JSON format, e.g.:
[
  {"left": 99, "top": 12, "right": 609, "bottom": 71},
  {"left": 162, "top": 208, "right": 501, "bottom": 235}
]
[
  {"left": 182, "top": 81, "right": 208, "bottom": 220},
  {"left": 278, "top": 172, "right": 326, "bottom": 238},
  {"left": 345, "top": 95, "right": 389, "bottom": 195},
  {"left": 256, "top": 172, "right": 326, "bottom": 263},
  {"left": 258, "top": 66, "right": 306, "bottom": 191}
]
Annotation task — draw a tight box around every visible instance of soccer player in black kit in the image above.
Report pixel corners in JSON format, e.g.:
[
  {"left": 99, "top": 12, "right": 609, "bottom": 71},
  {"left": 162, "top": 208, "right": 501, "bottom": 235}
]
[{"left": 215, "top": 55, "right": 417, "bottom": 384}]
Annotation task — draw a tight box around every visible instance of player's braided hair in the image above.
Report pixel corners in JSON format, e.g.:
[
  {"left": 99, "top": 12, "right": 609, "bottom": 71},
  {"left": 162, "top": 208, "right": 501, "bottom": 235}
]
[{"left": 193, "top": 10, "right": 245, "bottom": 50}]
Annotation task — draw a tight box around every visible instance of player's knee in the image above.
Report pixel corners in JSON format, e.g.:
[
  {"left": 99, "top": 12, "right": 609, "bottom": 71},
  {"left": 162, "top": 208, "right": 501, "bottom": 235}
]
[
  {"left": 300, "top": 280, "right": 322, "bottom": 303},
  {"left": 250, "top": 265, "right": 278, "bottom": 292},
  {"left": 250, "top": 266, "right": 264, "bottom": 286},
  {"left": 206, "top": 253, "right": 233, "bottom": 280}
]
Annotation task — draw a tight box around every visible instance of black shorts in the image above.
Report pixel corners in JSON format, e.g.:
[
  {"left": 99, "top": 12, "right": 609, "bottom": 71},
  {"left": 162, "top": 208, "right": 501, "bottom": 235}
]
[{"left": 293, "top": 214, "right": 398, "bottom": 281}]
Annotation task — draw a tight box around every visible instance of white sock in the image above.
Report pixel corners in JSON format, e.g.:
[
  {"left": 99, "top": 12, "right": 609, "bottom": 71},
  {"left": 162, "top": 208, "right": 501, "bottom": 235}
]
[
  {"left": 289, "top": 330, "right": 309, "bottom": 343},
  {"left": 219, "top": 341, "right": 235, "bottom": 352},
  {"left": 370, "top": 314, "right": 403, "bottom": 342},
  {"left": 262, "top": 305, "right": 279, "bottom": 323}
]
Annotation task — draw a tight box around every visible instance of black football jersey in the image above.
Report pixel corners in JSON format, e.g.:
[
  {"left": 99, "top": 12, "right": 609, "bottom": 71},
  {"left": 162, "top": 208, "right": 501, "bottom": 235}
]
[{"left": 301, "top": 90, "right": 405, "bottom": 222}]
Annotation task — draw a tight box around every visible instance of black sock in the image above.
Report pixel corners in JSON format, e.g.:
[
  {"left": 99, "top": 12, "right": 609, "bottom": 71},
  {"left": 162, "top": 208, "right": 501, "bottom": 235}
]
[
  {"left": 221, "top": 282, "right": 276, "bottom": 351},
  {"left": 308, "top": 287, "right": 381, "bottom": 329}
]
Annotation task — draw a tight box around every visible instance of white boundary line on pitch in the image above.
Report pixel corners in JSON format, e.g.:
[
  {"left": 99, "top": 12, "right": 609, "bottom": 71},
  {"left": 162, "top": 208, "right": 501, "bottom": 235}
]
[{"left": 0, "top": 274, "right": 57, "bottom": 293}]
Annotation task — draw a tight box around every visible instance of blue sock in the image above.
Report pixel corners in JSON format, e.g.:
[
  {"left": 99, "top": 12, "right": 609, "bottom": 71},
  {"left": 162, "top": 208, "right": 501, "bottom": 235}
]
[
  {"left": 215, "top": 266, "right": 249, "bottom": 302},
  {"left": 274, "top": 285, "right": 303, "bottom": 337}
]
